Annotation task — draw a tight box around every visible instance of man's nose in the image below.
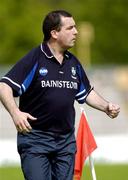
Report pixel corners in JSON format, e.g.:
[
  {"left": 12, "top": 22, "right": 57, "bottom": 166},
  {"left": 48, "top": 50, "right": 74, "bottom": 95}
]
[{"left": 74, "top": 28, "right": 78, "bottom": 35}]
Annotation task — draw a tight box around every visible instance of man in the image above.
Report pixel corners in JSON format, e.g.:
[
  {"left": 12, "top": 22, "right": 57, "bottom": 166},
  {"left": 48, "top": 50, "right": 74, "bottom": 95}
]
[{"left": 0, "top": 10, "right": 120, "bottom": 180}]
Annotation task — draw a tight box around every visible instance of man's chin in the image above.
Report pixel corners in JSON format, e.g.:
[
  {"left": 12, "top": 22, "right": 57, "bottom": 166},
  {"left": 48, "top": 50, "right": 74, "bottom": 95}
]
[
  {"left": 63, "top": 43, "right": 75, "bottom": 50},
  {"left": 68, "top": 43, "right": 75, "bottom": 48}
]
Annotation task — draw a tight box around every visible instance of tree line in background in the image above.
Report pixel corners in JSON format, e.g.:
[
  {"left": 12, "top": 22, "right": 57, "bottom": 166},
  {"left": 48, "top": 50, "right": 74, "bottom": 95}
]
[{"left": 0, "top": 0, "right": 127, "bottom": 65}]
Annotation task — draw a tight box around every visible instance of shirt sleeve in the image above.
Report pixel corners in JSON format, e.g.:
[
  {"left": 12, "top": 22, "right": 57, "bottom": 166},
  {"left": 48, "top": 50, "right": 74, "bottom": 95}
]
[
  {"left": 75, "top": 63, "right": 93, "bottom": 104},
  {"left": 0, "top": 48, "right": 38, "bottom": 97}
]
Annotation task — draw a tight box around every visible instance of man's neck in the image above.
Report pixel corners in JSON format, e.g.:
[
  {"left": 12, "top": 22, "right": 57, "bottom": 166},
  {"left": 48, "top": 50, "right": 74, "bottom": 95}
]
[{"left": 47, "top": 41, "right": 64, "bottom": 64}]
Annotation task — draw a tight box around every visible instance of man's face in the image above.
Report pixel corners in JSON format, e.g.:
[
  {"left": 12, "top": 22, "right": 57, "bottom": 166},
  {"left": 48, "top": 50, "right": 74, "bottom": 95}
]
[{"left": 56, "top": 16, "right": 78, "bottom": 49}]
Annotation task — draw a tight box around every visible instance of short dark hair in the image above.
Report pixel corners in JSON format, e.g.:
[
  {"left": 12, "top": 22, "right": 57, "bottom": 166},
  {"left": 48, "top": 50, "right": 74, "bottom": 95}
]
[{"left": 42, "top": 10, "right": 72, "bottom": 42}]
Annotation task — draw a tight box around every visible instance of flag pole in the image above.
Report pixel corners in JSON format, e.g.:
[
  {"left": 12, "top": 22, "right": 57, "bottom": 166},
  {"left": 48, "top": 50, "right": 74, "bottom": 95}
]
[
  {"left": 80, "top": 107, "right": 97, "bottom": 180},
  {"left": 89, "top": 155, "right": 97, "bottom": 180}
]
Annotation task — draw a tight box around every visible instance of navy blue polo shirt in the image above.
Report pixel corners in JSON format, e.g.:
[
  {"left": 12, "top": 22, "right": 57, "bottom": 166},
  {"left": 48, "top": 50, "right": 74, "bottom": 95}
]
[{"left": 0, "top": 43, "right": 92, "bottom": 133}]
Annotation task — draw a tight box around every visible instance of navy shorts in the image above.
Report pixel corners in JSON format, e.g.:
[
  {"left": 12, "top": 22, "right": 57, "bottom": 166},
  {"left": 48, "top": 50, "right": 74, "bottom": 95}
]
[{"left": 17, "top": 129, "right": 76, "bottom": 180}]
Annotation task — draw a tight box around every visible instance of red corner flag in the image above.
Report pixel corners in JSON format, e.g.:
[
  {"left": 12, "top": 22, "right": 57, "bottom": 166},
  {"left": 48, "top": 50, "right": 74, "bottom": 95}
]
[{"left": 74, "top": 111, "right": 97, "bottom": 180}]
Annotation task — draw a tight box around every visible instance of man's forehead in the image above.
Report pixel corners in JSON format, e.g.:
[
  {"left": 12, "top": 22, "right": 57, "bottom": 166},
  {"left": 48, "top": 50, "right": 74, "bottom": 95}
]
[{"left": 61, "top": 16, "right": 76, "bottom": 26}]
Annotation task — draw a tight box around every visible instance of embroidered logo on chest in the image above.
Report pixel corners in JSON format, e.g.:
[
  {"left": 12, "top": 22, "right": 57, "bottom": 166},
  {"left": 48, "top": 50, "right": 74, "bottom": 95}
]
[
  {"left": 39, "top": 67, "right": 48, "bottom": 76},
  {"left": 71, "top": 67, "right": 76, "bottom": 76},
  {"left": 71, "top": 67, "right": 77, "bottom": 79}
]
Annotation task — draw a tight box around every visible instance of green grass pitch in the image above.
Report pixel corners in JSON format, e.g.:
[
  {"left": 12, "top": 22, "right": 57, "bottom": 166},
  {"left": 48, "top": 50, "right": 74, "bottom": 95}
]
[{"left": 0, "top": 164, "right": 128, "bottom": 180}]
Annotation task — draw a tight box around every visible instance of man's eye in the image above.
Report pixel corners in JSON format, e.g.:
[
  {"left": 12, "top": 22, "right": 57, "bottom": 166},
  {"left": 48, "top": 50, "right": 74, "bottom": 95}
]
[{"left": 67, "top": 26, "right": 73, "bottom": 30}]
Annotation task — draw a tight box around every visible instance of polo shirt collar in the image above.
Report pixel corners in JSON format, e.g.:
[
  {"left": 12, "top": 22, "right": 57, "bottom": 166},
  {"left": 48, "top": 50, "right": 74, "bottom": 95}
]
[{"left": 40, "top": 43, "right": 69, "bottom": 59}]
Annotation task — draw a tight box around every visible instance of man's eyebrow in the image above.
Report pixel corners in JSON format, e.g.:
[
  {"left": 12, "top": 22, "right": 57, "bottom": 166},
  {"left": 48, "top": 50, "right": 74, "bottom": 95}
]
[{"left": 66, "top": 24, "right": 76, "bottom": 29}]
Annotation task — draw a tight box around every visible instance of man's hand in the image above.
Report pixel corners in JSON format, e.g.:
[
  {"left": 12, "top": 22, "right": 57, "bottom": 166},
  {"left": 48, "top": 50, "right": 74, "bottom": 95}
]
[
  {"left": 86, "top": 90, "right": 120, "bottom": 118},
  {"left": 105, "top": 102, "right": 120, "bottom": 119},
  {"left": 0, "top": 83, "right": 37, "bottom": 133},
  {"left": 12, "top": 109, "right": 37, "bottom": 133}
]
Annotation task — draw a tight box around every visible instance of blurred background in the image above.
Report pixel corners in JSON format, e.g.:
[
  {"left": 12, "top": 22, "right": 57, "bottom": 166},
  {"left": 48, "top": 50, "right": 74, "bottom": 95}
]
[{"left": 0, "top": 0, "right": 128, "bottom": 179}]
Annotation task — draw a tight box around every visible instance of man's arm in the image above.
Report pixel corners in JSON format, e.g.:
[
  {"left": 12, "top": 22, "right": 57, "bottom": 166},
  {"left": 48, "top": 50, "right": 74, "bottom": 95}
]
[
  {"left": 0, "top": 82, "right": 36, "bottom": 133},
  {"left": 86, "top": 89, "right": 120, "bottom": 118}
]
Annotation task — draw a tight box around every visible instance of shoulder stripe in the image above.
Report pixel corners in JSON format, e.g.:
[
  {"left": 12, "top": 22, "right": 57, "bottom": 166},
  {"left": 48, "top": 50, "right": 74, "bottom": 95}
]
[{"left": 21, "top": 62, "right": 38, "bottom": 94}]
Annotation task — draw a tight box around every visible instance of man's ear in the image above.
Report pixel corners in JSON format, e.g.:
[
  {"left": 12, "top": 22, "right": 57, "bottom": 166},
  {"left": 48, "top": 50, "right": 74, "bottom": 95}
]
[{"left": 50, "top": 30, "right": 58, "bottom": 39}]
